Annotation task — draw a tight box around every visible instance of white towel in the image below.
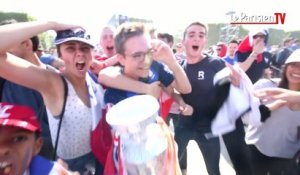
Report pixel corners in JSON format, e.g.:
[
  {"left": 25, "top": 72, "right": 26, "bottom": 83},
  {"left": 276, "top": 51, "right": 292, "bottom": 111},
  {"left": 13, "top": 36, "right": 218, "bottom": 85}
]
[{"left": 207, "top": 66, "right": 261, "bottom": 138}]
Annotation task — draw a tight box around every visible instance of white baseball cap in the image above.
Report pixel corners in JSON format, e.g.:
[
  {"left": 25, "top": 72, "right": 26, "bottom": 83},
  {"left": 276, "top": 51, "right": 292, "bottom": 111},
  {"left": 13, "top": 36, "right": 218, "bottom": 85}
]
[{"left": 285, "top": 49, "right": 300, "bottom": 64}]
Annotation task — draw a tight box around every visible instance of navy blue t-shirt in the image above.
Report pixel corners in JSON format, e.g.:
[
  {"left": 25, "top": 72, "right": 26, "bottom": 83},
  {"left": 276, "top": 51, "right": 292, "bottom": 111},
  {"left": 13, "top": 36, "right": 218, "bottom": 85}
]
[
  {"left": 236, "top": 51, "right": 271, "bottom": 83},
  {"left": 1, "top": 81, "right": 50, "bottom": 139},
  {"left": 104, "top": 61, "right": 174, "bottom": 105},
  {"left": 179, "top": 56, "right": 226, "bottom": 129}
]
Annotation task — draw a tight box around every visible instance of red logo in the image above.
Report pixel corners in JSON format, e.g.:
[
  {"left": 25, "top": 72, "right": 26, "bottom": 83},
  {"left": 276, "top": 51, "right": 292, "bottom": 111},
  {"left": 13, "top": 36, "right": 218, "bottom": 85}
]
[{"left": 274, "top": 13, "right": 286, "bottom": 24}]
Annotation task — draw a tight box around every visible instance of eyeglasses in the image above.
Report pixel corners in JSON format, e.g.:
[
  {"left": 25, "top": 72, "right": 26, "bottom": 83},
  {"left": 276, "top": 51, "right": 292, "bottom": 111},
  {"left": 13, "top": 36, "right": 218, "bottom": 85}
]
[
  {"left": 253, "top": 35, "right": 265, "bottom": 39},
  {"left": 125, "top": 49, "right": 154, "bottom": 62}
]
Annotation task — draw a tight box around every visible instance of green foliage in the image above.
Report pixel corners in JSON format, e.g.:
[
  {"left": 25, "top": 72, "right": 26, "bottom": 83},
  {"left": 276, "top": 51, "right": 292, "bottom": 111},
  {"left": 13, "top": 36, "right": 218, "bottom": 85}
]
[
  {"left": 197, "top": 23, "right": 299, "bottom": 47},
  {"left": 0, "top": 12, "right": 28, "bottom": 22},
  {"left": 27, "top": 15, "right": 37, "bottom": 21},
  {"left": 39, "top": 32, "right": 55, "bottom": 51},
  {"left": 287, "top": 31, "right": 300, "bottom": 41},
  {"left": 268, "top": 28, "right": 287, "bottom": 46},
  {"left": 0, "top": 12, "right": 54, "bottom": 51},
  {"left": 207, "top": 24, "right": 223, "bottom": 47},
  {"left": 238, "top": 27, "right": 248, "bottom": 40}
]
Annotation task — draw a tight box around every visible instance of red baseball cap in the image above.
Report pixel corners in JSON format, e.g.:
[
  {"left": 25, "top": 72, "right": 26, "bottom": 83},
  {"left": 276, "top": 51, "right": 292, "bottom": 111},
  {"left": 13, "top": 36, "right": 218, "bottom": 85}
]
[{"left": 0, "top": 102, "right": 41, "bottom": 132}]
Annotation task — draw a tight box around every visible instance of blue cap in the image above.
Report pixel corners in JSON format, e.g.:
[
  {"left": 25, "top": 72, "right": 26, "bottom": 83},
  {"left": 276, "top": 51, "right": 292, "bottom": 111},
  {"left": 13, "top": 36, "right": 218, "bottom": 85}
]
[{"left": 54, "top": 28, "right": 94, "bottom": 48}]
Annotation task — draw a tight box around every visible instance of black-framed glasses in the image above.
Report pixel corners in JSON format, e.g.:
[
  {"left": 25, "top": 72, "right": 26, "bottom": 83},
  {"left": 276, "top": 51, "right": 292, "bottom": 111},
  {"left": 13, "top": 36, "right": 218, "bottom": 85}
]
[
  {"left": 253, "top": 35, "right": 265, "bottom": 39},
  {"left": 125, "top": 49, "right": 154, "bottom": 62}
]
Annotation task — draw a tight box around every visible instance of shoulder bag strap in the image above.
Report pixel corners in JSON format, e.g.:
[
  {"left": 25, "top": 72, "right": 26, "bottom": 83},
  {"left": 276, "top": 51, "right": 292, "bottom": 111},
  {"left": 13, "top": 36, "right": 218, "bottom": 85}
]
[{"left": 52, "top": 75, "right": 68, "bottom": 160}]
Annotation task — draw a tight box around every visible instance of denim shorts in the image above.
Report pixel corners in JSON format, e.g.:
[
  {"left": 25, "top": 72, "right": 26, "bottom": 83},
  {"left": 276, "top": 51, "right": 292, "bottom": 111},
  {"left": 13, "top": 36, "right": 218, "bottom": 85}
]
[{"left": 62, "top": 152, "right": 96, "bottom": 174}]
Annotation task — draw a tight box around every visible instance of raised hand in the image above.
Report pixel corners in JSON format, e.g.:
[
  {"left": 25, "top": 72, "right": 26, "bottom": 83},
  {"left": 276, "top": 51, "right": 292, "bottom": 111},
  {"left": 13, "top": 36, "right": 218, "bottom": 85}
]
[
  {"left": 179, "top": 103, "right": 194, "bottom": 116},
  {"left": 150, "top": 39, "right": 175, "bottom": 65},
  {"left": 252, "top": 39, "right": 265, "bottom": 55},
  {"left": 255, "top": 88, "right": 298, "bottom": 103},
  {"left": 227, "top": 64, "right": 241, "bottom": 87},
  {"left": 49, "top": 21, "right": 82, "bottom": 31},
  {"left": 255, "top": 88, "right": 300, "bottom": 111}
]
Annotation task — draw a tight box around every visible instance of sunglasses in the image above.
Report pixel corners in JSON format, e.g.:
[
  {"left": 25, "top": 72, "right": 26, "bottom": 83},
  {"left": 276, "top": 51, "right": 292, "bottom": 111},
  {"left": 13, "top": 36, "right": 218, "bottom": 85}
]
[
  {"left": 57, "top": 29, "right": 90, "bottom": 40},
  {"left": 253, "top": 35, "right": 265, "bottom": 39}
]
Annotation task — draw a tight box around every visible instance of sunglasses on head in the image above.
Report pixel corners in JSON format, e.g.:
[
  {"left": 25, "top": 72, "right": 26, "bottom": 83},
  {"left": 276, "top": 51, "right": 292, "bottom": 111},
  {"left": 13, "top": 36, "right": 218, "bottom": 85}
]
[
  {"left": 253, "top": 35, "right": 265, "bottom": 39},
  {"left": 57, "top": 30, "right": 90, "bottom": 40}
]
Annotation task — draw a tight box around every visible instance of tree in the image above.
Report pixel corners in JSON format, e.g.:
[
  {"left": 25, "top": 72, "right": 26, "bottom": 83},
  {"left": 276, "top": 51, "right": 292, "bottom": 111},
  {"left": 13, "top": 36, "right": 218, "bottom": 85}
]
[
  {"left": 0, "top": 12, "right": 54, "bottom": 51},
  {"left": 288, "top": 31, "right": 300, "bottom": 40},
  {"left": 0, "top": 12, "right": 28, "bottom": 22},
  {"left": 268, "top": 29, "right": 287, "bottom": 46},
  {"left": 39, "top": 32, "right": 55, "bottom": 51}
]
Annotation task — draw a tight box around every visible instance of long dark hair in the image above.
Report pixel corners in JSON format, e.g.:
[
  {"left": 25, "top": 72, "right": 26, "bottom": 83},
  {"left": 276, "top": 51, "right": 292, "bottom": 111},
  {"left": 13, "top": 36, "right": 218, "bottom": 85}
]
[{"left": 278, "top": 64, "right": 289, "bottom": 89}]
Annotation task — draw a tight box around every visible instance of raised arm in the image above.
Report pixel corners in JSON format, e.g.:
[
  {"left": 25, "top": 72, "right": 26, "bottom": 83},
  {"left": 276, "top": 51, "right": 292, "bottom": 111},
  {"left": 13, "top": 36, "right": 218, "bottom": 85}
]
[
  {"left": 0, "top": 21, "right": 79, "bottom": 53},
  {"left": 0, "top": 53, "right": 56, "bottom": 94},
  {"left": 151, "top": 40, "right": 191, "bottom": 94},
  {"left": 255, "top": 88, "right": 300, "bottom": 110},
  {"left": 237, "top": 40, "right": 265, "bottom": 72},
  {"left": 0, "top": 21, "right": 79, "bottom": 114}
]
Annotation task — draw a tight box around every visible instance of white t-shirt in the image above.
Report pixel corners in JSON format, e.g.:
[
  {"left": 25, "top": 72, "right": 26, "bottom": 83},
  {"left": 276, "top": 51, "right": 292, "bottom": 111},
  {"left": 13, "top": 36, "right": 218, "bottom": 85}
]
[
  {"left": 47, "top": 79, "right": 92, "bottom": 159},
  {"left": 245, "top": 78, "right": 300, "bottom": 158}
]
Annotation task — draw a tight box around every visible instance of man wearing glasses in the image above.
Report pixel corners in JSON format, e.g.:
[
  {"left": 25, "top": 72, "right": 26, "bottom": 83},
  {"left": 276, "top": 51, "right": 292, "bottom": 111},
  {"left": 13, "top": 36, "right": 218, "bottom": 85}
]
[
  {"left": 97, "top": 22, "right": 192, "bottom": 174},
  {"left": 98, "top": 22, "right": 191, "bottom": 106}
]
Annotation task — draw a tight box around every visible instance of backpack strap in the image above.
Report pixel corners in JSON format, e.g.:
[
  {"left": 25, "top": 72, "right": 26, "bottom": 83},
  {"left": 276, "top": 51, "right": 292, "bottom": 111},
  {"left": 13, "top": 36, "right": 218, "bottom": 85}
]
[{"left": 52, "top": 75, "right": 68, "bottom": 160}]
